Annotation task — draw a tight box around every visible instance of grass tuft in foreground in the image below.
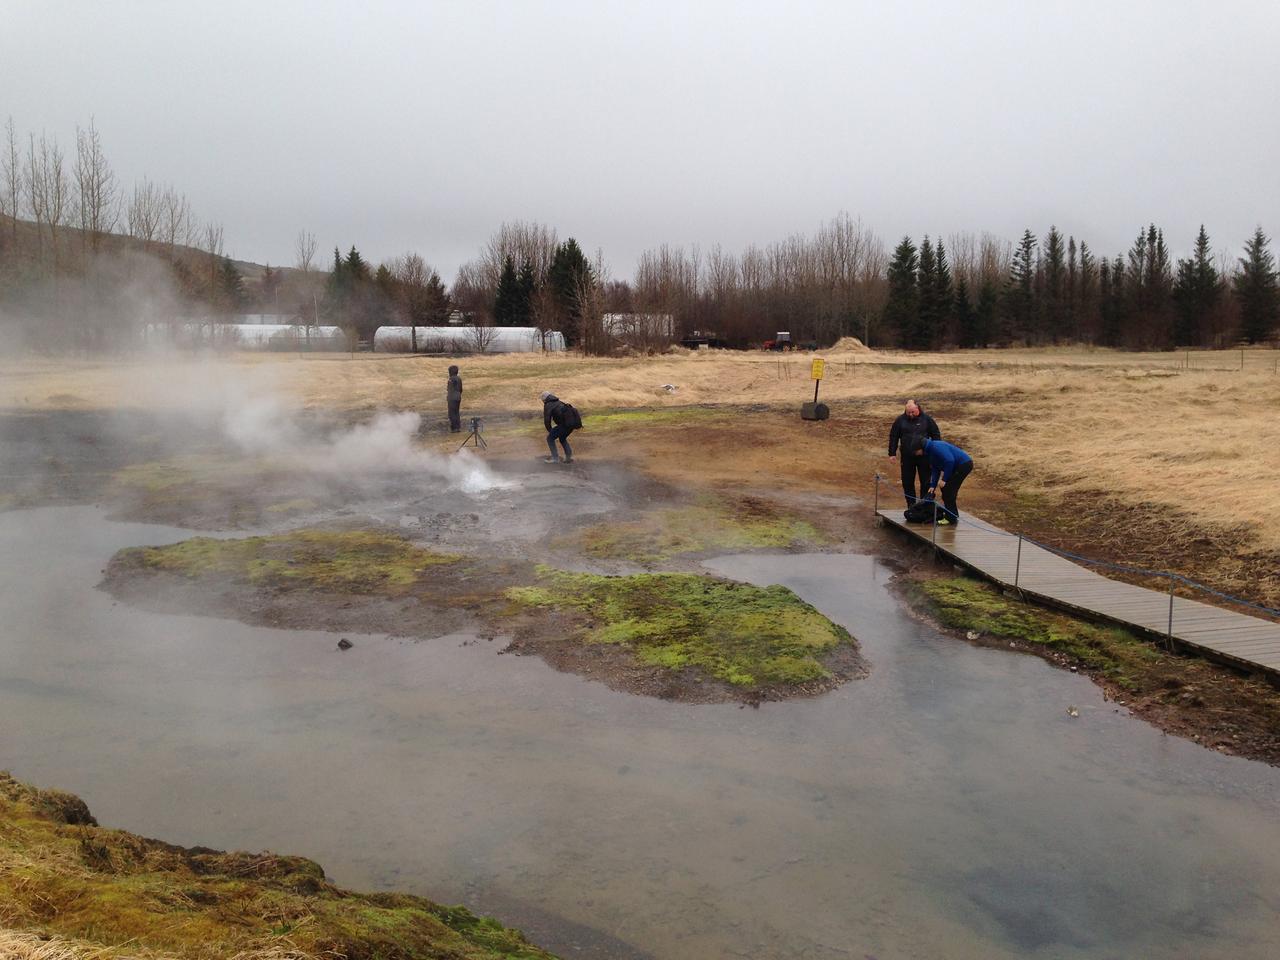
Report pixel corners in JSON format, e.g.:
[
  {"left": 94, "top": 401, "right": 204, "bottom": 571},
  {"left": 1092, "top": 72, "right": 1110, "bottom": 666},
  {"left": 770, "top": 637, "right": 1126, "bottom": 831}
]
[
  {"left": 508, "top": 568, "right": 852, "bottom": 687},
  {"left": 0, "top": 771, "right": 555, "bottom": 960},
  {"left": 117, "top": 529, "right": 459, "bottom": 593},
  {"left": 912, "top": 576, "right": 1163, "bottom": 689}
]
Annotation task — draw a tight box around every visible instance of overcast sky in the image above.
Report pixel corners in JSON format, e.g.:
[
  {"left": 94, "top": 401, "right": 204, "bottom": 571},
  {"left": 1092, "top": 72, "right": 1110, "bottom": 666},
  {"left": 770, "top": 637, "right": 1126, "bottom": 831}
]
[{"left": 4, "top": 0, "right": 1278, "bottom": 279}]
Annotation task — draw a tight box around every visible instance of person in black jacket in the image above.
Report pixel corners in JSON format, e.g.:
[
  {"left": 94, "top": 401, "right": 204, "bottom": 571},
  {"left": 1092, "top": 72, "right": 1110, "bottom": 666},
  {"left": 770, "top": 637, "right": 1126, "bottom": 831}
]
[
  {"left": 446, "top": 365, "right": 463, "bottom": 433},
  {"left": 887, "top": 399, "right": 941, "bottom": 507},
  {"left": 540, "top": 391, "right": 577, "bottom": 463}
]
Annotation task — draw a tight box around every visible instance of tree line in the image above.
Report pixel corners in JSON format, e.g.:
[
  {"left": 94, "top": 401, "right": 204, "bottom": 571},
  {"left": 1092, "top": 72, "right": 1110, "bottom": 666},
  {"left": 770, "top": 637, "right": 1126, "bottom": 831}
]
[
  {"left": 880, "top": 224, "right": 1277, "bottom": 350},
  {"left": 619, "top": 217, "right": 1278, "bottom": 350},
  {"left": 3, "top": 116, "right": 1276, "bottom": 353}
]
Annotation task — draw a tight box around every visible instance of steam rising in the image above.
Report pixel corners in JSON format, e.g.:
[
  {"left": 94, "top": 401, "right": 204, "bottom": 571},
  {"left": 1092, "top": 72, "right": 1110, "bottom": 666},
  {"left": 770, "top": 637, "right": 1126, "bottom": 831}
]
[{"left": 223, "top": 394, "right": 504, "bottom": 494}]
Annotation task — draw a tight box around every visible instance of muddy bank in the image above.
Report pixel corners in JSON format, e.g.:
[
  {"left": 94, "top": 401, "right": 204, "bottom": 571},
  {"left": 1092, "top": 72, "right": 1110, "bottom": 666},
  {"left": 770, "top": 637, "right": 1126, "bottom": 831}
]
[{"left": 0, "top": 770, "right": 555, "bottom": 959}]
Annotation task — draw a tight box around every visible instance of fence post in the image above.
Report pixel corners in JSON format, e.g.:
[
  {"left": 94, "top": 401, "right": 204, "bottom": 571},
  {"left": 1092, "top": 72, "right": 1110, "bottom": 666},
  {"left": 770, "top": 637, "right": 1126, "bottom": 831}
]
[
  {"left": 1166, "top": 576, "right": 1176, "bottom": 650},
  {"left": 874, "top": 474, "right": 880, "bottom": 515},
  {"left": 1014, "top": 534, "right": 1023, "bottom": 588}
]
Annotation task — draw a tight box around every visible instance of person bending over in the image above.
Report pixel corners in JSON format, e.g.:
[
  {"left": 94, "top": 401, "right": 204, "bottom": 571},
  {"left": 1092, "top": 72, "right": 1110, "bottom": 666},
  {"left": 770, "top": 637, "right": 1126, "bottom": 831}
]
[
  {"left": 916, "top": 436, "right": 973, "bottom": 525},
  {"left": 887, "top": 399, "right": 941, "bottom": 506}
]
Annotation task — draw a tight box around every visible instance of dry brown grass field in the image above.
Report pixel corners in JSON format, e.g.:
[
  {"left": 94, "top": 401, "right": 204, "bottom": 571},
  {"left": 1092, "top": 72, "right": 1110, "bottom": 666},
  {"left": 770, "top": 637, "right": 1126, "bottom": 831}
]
[{"left": 4, "top": 343, "right": 1280, "bottom": 603}]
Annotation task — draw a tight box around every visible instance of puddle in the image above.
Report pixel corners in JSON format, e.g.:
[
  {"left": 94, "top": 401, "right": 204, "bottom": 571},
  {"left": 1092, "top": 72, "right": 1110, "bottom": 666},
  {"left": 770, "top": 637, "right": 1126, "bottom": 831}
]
[{"left": 2, "top": 507, "right": 1279, "bottom": 959}]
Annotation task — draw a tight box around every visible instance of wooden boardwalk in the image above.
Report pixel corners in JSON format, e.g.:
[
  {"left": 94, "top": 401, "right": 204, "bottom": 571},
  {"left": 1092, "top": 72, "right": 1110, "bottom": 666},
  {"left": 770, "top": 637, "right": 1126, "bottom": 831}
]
[{"left": 876, "top": 505, "right": 1280, "bottom": 678}]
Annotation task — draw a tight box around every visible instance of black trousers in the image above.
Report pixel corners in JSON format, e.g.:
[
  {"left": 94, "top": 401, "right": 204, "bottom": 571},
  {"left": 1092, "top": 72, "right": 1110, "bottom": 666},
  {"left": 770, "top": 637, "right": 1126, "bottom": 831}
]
[
  {"left": 448, "top": 397, "right": 461, "bottom": 432},
  {"left": 940, "top": 461, "right": 973, "bottom": 520},
  {"left": 900, "top": 456, "right": 930, "bottom": 506}
]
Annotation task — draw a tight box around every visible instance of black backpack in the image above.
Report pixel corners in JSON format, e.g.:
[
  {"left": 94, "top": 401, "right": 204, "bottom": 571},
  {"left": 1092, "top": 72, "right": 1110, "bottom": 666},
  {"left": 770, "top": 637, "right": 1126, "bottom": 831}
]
[
  {"left": 561, "top": 403, "right": 583, "bottom": 429},
  {"left": 903, "top": 499, "right": 938, "bottom": 524}
]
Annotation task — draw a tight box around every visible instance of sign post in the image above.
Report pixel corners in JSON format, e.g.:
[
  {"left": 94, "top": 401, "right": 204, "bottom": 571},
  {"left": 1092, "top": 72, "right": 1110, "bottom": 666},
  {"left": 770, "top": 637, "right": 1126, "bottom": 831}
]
[{"left": 800, "top": 357, "right": 830, "bottom": 421}]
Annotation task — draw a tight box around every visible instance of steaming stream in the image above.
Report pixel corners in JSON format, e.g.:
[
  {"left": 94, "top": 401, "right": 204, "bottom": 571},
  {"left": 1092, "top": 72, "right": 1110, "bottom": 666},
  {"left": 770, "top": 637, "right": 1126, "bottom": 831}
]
[{"left": 2, "top": 507, "right": 1279, "bottom": 959}]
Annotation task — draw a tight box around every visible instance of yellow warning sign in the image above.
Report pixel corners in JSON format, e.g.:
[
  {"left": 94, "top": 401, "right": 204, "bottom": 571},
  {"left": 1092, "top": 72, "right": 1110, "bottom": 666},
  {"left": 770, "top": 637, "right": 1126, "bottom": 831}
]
[{"left": 811, "top": 358, "right": 826, "bottom": 381}]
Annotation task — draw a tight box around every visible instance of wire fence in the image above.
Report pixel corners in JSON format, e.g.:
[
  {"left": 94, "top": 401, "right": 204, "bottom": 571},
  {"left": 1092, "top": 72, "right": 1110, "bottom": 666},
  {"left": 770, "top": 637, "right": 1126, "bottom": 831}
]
[{"left": 874, "top": 473, "right": 1280, "bottom": 633}]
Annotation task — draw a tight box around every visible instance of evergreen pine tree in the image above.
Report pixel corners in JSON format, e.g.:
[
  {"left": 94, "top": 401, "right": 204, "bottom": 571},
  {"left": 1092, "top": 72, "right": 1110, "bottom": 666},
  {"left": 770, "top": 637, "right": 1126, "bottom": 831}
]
[
  {"left": 1124, "top": 225, "right": 1173, "bottom": 348},
  {"left": 546, "top": 238, "right": 593, "bottom": 341},
  {"left": 1173, "top": 225, "right": 1222, "bottom": 346},
  {"left": 1100, "top": 255, "right": 1127, "bottom": 347},
  {"left": 882, "top": 237, "right": 919, "bottom": 347},
  {"left": 914, "top": 236, "right": 938, "bottom": 349},
  {"left": 423, "top": 271, "right": 451, "bottom": 323},
  {"left": 218, "top": 257, "right": 247, "bottom": 312},
  {"left": 344, "top": 246, "right": 370, "bottom": 283},
  {"left": 1234, "top": 226, "right": 1279, "bottom": 344},
  {"left": 1066, "top": 237, "right": 1078, "bottom": 340},
  {"left": 1042, "top": 226, "right": 1066, "bottom": 343},
  {"left": 1077, "top": 241, "right": 1098, "bottom": 343},
  {"left": 954, "top": 277, "right": 976, "bottom": 348},
  {"left": 1002, "top": 229, "right": 1037, "bottom": 343},
  {"left": 934, "top": 238, "right": 953, "bottom": 345},
  {"left": 493, "top": 256, "right": 519, "bottom": 326},
  {"left": 516, "top": 259, "right": 536, "bottom": 325}
]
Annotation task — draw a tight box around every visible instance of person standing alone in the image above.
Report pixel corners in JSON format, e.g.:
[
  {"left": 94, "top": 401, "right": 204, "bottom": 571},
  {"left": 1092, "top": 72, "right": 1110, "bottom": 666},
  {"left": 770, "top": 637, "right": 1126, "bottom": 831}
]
[
  {"left": 887, "top": 399, "right": 941, "bottom": 506},
  {"left": 447, "top": 365, "right": 463, "bottom": 433}
]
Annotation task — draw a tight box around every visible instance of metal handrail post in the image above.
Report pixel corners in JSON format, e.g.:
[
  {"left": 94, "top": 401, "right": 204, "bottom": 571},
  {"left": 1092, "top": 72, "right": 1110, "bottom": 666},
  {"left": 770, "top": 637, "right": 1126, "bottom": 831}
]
[
  {"left": 931, "top": 500, "right": 938, "bottom": 547},
  {"left": 874, "top": 474, "right": 880, "bottom": 515},
  {"left": 1015, "top": 535, "right": 1023, "bottom": 588},
  {"left": 1167, "top": 576, "right": 1176, "bottom": 649}
]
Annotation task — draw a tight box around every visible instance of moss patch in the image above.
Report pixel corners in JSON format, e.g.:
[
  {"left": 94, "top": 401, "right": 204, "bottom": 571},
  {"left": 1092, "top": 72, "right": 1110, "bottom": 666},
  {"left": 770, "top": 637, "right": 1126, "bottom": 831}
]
[
  {"left": 573, "top": 496, "right": 825, "bottom": 565},
  {"left": 911, "top": 577, "right": 1163, "bottom": 689},
  {"left": 0, "top": 771, "right": 555, "bottom": 959},
  {"left": 117, "top": 529, "right": 459, "bottom": 594},
  {"left": 508, "top": 568, "right": 853, "bottom": 688}
]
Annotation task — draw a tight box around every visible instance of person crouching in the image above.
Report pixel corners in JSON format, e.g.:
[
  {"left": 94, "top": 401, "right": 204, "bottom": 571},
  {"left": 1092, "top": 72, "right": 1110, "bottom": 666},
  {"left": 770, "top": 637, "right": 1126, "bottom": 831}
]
[
  {"left": 915, "top": 436, "right": 974, "bottom": 525},
  {"left": 540, "top": 391, "right": 581, "bottom": 463}
]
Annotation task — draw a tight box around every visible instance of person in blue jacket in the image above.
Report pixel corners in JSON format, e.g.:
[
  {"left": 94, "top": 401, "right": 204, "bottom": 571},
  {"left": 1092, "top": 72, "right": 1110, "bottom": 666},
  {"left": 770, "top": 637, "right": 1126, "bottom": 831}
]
[{"left": 912, "top": 436, "right": 974, "bottom": 524}]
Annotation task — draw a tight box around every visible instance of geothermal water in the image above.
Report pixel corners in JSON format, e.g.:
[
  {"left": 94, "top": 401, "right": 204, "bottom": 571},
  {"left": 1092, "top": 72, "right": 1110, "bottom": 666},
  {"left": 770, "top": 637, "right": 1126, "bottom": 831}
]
[{"left": 2, "top": 508, "right": 1279, "bottom": 960}]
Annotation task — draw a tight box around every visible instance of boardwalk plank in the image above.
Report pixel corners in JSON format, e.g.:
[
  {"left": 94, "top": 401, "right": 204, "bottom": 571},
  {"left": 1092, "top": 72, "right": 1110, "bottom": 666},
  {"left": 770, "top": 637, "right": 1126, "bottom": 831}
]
[{"left": 877, "top": 507, "right": 1280, "bottom": 680}]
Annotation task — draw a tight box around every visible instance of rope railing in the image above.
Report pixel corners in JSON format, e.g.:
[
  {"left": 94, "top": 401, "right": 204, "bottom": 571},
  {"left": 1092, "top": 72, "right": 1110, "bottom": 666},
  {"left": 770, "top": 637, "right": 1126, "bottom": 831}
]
[{"left": 874, "top": 473, "right": 1280, "bottom": 640}]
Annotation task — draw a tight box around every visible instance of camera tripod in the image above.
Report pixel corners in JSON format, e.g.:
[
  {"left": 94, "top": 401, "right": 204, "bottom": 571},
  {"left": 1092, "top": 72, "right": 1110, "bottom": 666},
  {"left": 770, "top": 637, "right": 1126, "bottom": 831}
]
[{"left": 459, "top": 416, "right": 487, "bottom": 449}]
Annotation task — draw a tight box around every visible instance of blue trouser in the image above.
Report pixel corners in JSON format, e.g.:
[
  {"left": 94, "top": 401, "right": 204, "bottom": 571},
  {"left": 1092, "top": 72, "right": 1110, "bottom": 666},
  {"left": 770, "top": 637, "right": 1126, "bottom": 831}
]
[{"left": 547, "top": 425, "right": 575, "bottom": 459}]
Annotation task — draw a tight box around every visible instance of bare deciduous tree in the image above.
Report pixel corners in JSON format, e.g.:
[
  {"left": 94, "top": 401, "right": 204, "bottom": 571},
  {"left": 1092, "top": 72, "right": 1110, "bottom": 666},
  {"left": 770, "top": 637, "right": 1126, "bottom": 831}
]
[
  {"left": 576, "top": 249, "right": 611, "bottom": 355},
  {"left": 294, "top": 230, "right": 316, "bottom": 273},
  {"left": 127, "top": 178, "right": 162, "bottom": 248},
  {"left": 24, "top": 134, "right": 46, "bottom": 262},
  {"left": 1, "top": 117, "right": 22, "bottom": 246},
  {"left": 479, "top": 220, "right": 558, "bottom": 289},
  {"left": 159, "top": 186, "right": 194, "bottom": 250},
  {"left": 74, "top": 120, "right": 118, "bottom": 255},
  {"left": 466, "top": 318, "right": 499, "bottom": 353}
]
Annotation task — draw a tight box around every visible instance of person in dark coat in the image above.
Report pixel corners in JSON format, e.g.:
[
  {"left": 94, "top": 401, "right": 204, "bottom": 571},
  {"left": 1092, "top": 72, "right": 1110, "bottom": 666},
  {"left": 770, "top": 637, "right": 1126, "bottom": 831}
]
[
  {"left": 541, "top": 391, "right": 576, "bottom": 463},
  {"left": 447, "top": 365, "right": 463, "bottom": 433},
  {"left": 887, "top": 400, "right": 941, "bottom": 506},
  {"left": 915, "top": 436, "right": 973, "bottom": 524}
]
